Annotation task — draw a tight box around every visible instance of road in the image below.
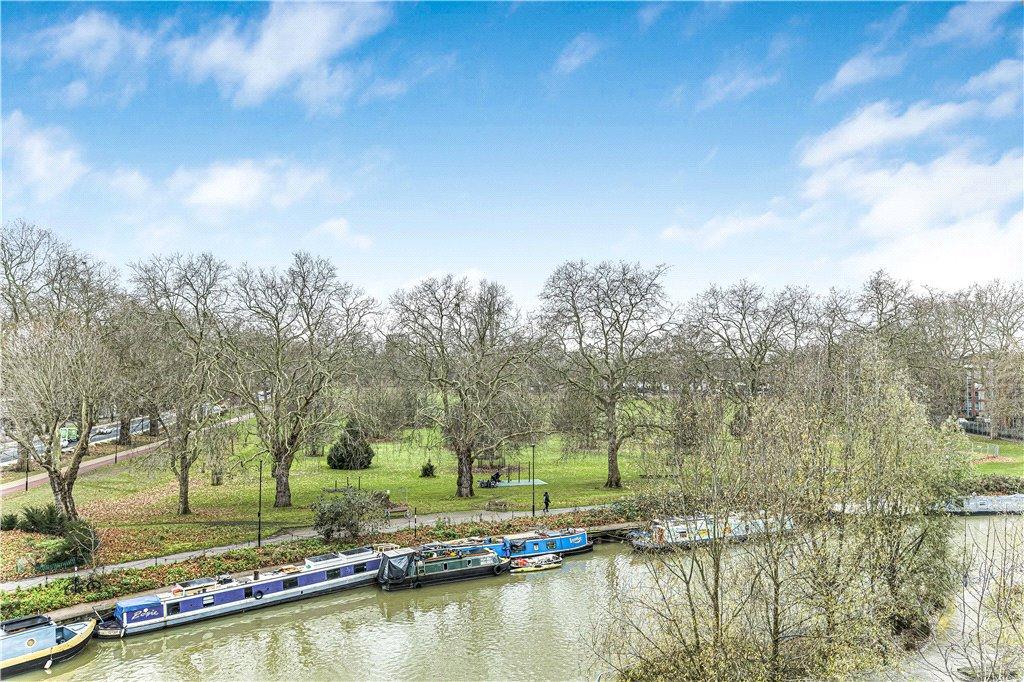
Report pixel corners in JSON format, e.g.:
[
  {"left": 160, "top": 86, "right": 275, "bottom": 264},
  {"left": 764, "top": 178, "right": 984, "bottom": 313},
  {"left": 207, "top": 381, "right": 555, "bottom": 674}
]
[{"left": 0, "top": 415, "right": 163, "bottom": 467}]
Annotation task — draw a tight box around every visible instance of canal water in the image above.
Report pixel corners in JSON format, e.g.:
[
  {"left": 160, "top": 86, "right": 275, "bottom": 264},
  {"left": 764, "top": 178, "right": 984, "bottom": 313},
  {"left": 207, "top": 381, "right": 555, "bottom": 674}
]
[
  {"left": 27, "top": 517, "right": 1024, "bottom": 681},
  {"left": 34, "top": 543, "right": 634, "bottom": 681}
]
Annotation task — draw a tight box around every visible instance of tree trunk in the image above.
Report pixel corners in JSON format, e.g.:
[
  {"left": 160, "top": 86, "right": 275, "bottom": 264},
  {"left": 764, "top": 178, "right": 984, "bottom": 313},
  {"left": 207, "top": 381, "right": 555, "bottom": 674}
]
[
  {"left": 148, "top": 408, "right": 160, "bottom": 436},
  {"left": 46, "top": 469, "right": 78, "bottom": 520},
  {"left": 117, "top": 416, "right": 132, "bottom": 446},
  {"left": 177, "top": 451, "right": 192, "bottom": 515},
  {"left": 273, "top": 451, "right": 294, "bottom": 507},
  {"left": 456, "top": 447, "right": 474, "bottom": 498},
  {"left": 605, "top": 401, "right": 622, "bottom": 488}
]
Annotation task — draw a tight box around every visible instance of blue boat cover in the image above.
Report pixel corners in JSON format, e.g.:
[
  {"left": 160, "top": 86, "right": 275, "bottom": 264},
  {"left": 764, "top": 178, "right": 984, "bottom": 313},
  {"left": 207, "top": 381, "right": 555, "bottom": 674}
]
[{"left": 114, "top": 595, "right": 162, "bottom": 622}]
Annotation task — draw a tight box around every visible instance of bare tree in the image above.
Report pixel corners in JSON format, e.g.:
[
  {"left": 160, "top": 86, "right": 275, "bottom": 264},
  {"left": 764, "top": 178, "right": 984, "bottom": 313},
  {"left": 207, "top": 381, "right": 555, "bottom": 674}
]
[
  {"left": 131, "top": 253, "right": 230, "bottom": 515},
  {"left": 0, "top": 222, "right": 117, "bottom": 518},
  {"left": 389, "top": 276, "right": 538, "bottom": 498},
  {"left": 217, "top": 253, "right": 375, "bottom": 507},
  {"left": 538, "top": 261, "right": 674, "bottom": 488},
  {"left": 684, "top": 280, "right": 814, "bottom": 434}
]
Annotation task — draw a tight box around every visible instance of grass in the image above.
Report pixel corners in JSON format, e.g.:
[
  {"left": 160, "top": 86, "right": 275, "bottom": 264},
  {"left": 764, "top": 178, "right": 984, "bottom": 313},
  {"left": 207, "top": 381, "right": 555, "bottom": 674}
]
[
  {"left": 3, "top": 424, "right": 1019, "bottom": 574},
  {"left": 967, "top": 435, "right": 1024, "bottom": 476},
  {"left": 0, "top": 429, "right": 633, "bottom": 573}
]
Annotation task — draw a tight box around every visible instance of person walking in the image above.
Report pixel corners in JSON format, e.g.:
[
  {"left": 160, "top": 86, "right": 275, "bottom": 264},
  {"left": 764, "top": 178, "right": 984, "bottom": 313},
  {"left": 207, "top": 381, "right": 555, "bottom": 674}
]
[{"left": 543, "top": 491, "right": 550, "bottom": 513}]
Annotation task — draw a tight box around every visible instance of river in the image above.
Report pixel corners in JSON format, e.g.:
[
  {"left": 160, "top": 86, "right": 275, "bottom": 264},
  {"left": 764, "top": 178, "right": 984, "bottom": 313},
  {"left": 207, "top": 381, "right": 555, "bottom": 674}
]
[{"left": 27, "top": 517, "right": 1024, "bottom": 681}]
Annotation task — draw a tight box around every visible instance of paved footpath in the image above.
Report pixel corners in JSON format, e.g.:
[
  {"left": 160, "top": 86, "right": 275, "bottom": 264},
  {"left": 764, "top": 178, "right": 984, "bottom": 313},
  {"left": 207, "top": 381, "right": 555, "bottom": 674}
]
[{"left": 0, "top": 504, "right": 605, "bottom": 593}]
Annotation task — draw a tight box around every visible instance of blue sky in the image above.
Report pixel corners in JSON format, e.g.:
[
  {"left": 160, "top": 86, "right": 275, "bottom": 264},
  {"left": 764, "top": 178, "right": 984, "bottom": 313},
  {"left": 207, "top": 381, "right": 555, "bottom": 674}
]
[{"left": 2, "top": 1, "right": 1022, "bottom": 302}]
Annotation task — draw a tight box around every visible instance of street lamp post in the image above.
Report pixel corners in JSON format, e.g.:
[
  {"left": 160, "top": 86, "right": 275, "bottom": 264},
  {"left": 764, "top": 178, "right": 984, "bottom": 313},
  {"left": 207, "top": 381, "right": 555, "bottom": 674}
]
[
  {"left": 257, "top": 459, "right": 264, "bottom": 549},
  {"left": 531, "top": 441, "right": 537, "bottom": 518},
  {"left": 24, "top": 451, "right": 30, "bottom": 492}
]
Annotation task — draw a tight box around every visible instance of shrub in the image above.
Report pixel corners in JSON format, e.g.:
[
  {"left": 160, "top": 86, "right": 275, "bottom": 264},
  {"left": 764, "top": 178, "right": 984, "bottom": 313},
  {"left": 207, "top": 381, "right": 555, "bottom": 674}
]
[
  {"left": 311, "top": 489, "right": 387, "bottom": 542},
  {"left": 327, "top": 417, "right": 375, "bottom": 470},
  {"left": 960, "top": 475, "right": 1024, "bottom": 495},
  {"left": 63, "top": 520, "right": 101, "bottom": 562},
  {"left": 18, "top": 504, "right": 67, "bottom": 535},
  {"left": 0, "top": 513, "right": 17, "bottom": 531},
  {"left": 420, "top": 459, "right": 436, "bottom": 478}
]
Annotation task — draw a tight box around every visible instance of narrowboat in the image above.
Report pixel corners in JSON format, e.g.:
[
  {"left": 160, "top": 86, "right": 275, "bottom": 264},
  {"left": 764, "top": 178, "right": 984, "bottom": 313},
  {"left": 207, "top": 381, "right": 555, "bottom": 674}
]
[
  {"left": 377, "top": 547, "right": 510, "bottom": 590},
  {"left": 631, "top": 515, "right": 793, "bottom": 552},
  {"left": 944, "top": 494, "right": 1024, "bottom": 516},
  {"left": 1, "top": 615, "right": 96, "bottom": 677},
  {"left": 421, "top": 527, "right": 592, "bottom": 559},
  {"left": 510, "top": 553, "right": 562, "bottom": 573},
  {"left": 97, "top": 546, "right": 382, "bottom": 637}
]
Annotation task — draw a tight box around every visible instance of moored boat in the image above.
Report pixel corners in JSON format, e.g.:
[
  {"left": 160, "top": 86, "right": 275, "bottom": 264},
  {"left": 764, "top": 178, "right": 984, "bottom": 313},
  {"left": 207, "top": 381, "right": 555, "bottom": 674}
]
[
  {"left": 421, "top": 527, "right": 592, "bottom": 559},
  {"left": 97, "top": 546, "right": 382, "bottom": 637},
  {"left": 1, "top": 615, "right": 95, "bottom": 678},
  {"left": 376, "top": 547, "right": 510, "bottom": 590},
  {"left": 510, "top": 553, "right": 562, "bottom": 573},
  {"left": 631, "top": 514, "right": 793, "bottom": 552}
]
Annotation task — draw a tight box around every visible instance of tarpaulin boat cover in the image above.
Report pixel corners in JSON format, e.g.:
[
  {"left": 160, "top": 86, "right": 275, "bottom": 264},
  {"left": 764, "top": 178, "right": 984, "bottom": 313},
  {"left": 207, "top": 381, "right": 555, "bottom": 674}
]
[
  {"left": 377, "top": 551, "right": 414, "bottom": 583},
  {"left": 113, "top": 595, "right": 163, "bottom": 623}
]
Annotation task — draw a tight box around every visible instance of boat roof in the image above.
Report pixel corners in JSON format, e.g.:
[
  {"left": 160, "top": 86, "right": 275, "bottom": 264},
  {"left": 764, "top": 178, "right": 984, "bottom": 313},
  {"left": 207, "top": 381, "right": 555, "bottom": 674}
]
[
  {"left": 178, "top": 577, "right": 218, "bottom": 589},
  {"left": 382, "top": 547, "right": 417, "bottom": 559},
  {"left": 504, "top": 528, "right": 581, "bottom": 540},
  {"left": 1, "top": 615, "right": 52, "bottom": 634}
]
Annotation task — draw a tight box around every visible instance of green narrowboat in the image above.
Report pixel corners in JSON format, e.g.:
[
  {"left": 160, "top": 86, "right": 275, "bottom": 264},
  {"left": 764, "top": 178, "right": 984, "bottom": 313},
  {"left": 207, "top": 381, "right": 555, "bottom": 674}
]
[{"left": 377, "top": 547, "right": 510, "bottom": 591}]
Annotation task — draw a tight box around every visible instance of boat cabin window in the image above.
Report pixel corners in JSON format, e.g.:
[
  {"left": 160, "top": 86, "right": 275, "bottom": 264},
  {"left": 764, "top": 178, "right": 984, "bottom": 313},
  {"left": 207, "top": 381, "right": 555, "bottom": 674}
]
[
  {"left": 244, "top": 587, "right": 253, "bottom": 599},
  {"left": 326, "top": 568, "right": 341, "bottom": 580},
  {"left": 442, "top": 563, "right": 448, "bottom": 571},
  {"left": 283, "top": 577, "right": 299, "bottom": 590},
  {"left": 353, "top": 563, "right": 367, "bottom": 574},
  {"left": 546, "top": 541, "right": 556, "bottom": 550},
  {"left": 168, "top": 602, "right": 181, "bottom": 616},
  {"left": 202, "top": 595, "right": 215, "bottom": 608}
]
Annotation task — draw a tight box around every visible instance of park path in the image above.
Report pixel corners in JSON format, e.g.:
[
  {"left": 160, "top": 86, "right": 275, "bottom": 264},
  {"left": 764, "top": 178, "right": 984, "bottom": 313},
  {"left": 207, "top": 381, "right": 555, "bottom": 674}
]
[
  {"left": 0, "top": 504, "right": 606, "bottom": 593},
  {"left": 0, "top": 414, "right": 250, "bottom": 498}
]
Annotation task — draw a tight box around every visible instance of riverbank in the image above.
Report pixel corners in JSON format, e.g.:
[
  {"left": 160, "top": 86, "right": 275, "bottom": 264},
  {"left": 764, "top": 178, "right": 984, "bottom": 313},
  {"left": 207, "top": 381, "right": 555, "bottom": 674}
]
[
  {"left": 0, "top": 506, "right": 627, "bottom": 621},
  {"left": 0, "top": 429, "right": 635, "bottom": 572}
]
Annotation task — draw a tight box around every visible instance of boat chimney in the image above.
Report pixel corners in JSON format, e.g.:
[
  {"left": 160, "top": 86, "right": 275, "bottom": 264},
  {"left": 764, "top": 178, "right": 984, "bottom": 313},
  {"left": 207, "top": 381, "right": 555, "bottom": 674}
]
[{"left": 253, "top": 570, "right": 259, "bottom": 581}]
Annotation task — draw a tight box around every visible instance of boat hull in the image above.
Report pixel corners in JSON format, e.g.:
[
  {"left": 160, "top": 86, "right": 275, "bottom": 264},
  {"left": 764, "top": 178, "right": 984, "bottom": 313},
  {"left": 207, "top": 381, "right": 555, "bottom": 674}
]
[
  {"left": 380, "top": 560, "right": 511, "bottom": 591},
  {"left": 1, "top": 620, "right": 95, "bottom": 678},
  {"left": 97, "top": 573, "right": 376, "bottom": 638}
]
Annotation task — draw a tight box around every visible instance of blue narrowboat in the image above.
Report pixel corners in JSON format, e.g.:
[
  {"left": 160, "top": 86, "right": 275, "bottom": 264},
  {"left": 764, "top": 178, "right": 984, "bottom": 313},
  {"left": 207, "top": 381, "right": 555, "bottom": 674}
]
[
  {"left": 421, "top": 527, "right": 592, "bottom": 559},
  {"left": 1, "top": 615, "right": 95, "bottom": 677},
  {"left": 96, "top": 546, "right": 382, "bottom": 638}
]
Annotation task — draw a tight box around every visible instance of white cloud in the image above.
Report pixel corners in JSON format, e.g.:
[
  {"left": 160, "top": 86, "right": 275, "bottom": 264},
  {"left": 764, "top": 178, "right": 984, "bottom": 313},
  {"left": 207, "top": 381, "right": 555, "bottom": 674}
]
[
  {"left": 843, "top": 210, "right": 1023, "bottom": 288},
  {"left": 107, "top": 168, "right": 154, "bottom": 199},
  {"left": 361, "top": 53, "right": 458, "bottom": 104},
  {"left": 169, "top": 3, "right": 391, "bottom": 107},
  {"left": 806, "top": 149, "right": 1023, "bottom": 237},
  {"left": 662, "top": 211, "right": 783, "bottom": 248},
  {"left": 2, "top": 111, "right": 89, "bottom": 201},
  {"left": 310, "top": 218, "right": 372, "bottom": 250},
  {"left": 962, "top": 59, "right": 1024, "bottom": 95},
  {"left": 638, "top": 4, "right": 669, "bottom": 30},
  {"left": 800, "top": 99, "right": 980, "bottom": 167},
  {"left": 817, "top": 49, "right": 906, "bottom": 100},
  {"left": 61, "top": 80, "right": 90, "bottom": 107},
  {"left": 698, "top": 66, "right": 780, "bottom": 110},
  {"left": 174, "top": 159, "right": 328, "bottom": 210},
  {"left": 926, "top": 1, "right": 1015, "bottom": 46},
  {"left": 553, "top": 34, "right": 602, "bottom": 76},
  {"left": 41, "top": 10, "right": 153, "bottom": 74}
]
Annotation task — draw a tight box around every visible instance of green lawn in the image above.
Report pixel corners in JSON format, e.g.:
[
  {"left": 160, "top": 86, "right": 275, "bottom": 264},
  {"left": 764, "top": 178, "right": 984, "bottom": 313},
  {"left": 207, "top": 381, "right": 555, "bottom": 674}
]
[
  {"left": 968, "top": 435, "right": 1024, "bottom": 476},
  {"left": 1, "top": 429, "right": 633, "bottom": 569}
]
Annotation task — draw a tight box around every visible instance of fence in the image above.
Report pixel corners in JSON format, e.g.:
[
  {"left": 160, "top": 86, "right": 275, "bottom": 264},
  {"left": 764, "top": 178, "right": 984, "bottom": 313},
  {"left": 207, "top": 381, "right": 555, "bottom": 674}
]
[{"left": 960, "top": 419, "right": 1024, "bottom": 441}]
